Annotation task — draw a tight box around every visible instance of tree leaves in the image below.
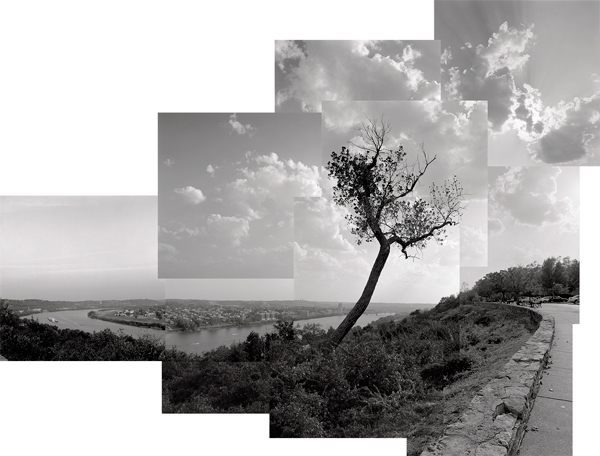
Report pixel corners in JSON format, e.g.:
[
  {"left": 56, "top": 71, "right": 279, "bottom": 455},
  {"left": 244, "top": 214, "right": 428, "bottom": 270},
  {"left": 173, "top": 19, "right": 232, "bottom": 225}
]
[{"left": 327, "top": 117, "right": 465, "bottom": 258}]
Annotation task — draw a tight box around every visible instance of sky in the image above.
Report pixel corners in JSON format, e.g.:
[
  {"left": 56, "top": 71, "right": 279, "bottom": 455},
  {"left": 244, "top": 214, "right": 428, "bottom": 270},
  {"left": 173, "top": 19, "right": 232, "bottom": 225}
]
[
  {"left": 322, "top": 100, "right": 489, "bottom": 267},
  {"left": 294, "top": 196, "right": 460, "bottom": 303},
  {"left": 0, "top": 196, "right": 165, "bottom": 301},
  {"left": 289, "top": 100, "right": 488, "bottom": 304},
  {"left": 0, "top": 1, "right": 597, "bottom": 453},
  {"left": 275, "top": 40, "right": 441, "bottom": 112},
  {"left": 158, "top": 113, "right": 322, "bottom": 278},
  {"left": 436, "top": 0, "right": 600, "bottom": 165},
  {"left": 164, "top": 278, "right": 294, "bottom": 301},
  {"left": 461, "top": 165, "right": 580, "bottom": 288}
]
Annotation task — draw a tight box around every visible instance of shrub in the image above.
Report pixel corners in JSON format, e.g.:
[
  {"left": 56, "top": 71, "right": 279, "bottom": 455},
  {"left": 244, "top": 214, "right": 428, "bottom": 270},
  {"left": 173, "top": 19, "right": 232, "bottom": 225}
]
[{"left": 420, "top": 355, "right": 473, "bottom": 389}]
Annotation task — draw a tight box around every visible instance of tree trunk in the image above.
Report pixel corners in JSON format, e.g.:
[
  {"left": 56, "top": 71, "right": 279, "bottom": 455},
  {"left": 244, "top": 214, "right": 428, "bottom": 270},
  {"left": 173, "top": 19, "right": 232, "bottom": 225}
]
[{"left": 329, "top": 242, "right": 391, "bottom": 348}]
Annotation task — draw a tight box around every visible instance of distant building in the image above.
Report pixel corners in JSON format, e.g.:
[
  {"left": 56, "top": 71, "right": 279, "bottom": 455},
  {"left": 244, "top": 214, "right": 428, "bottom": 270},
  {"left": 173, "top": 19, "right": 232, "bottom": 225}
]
[{"left": 338, "top": 303, "right": 343, "bottom": 313}]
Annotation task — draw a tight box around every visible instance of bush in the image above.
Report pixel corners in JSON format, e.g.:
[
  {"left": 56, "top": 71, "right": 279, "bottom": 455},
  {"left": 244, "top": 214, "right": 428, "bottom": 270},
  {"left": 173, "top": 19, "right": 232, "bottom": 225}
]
[
  {"left": 0, "top": 300, "right": 164, "bottom": 361},
  {"left": 420, "top": 355, "right": 473, "bottom": 389}
]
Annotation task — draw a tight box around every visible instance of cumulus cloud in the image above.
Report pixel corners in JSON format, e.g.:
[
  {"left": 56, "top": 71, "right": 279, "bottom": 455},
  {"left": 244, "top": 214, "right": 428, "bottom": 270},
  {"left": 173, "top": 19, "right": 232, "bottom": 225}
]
[
  {"left": 229, "top": 113, "right": 255, "bottom": 135},
  {"left": 528, "top": 92, "right": 600, "bottom": 163},
  {"left": 227, "top": 152, "right": 323, "bottom": 220},
  {"left": 163, "top": 153, "right": 324, "bottom": 259},
  {"left": 294, "top": 197, "right": 356, "bottom": 253},
  {"left": 490, "top": 167, "right": 577, "bottom": 230},
  {"left": 447, "top": 66, "right": 515, "bottom": 132},
  {"left": 275, "top": 40, "right": 306, "bottom": 72},
  {"left": 159, "top": 224, "right": 201, "bottom": 238},
  {"left": 323, "top": 101, "right": 488, "bottom": 184},
  {"left": 206, "top": 164, "right": 216, "bottom": 176},
  {"left": 511, "top": 84, "right": 545, "bottom": 142},
  {"left": 478, "top": 23, "right": 534, "bottom": 75},
  {"left": 488, "top": 218, "right": 506, "bottom": 235},
  {"left": 164, "top": 159, "right": 174, "bottom": 166},
  {"left": 502, "top": 84, "right": 600, "bottom": 164},
  {"left": 202, "top": 214, "right": 250, "bottom": 247},
  {"left": 444, "top": 21, "right": 600, "bottom": 164},
  {"left": 158, "top": 243, "right": 180, "bottom": 263},
  {"left": 174, "top": 186, "right": 206, "bottom": 204},
  {"left": 276, "top": 40, "right": 439, "bottom": 112},
  {"left": 444, "top": 22, "right": 535, "bottom": 131},
  {"left": 441, "top": 48, "right": 451, "bottom": 66},
  {"left": 158, "top": 243, "right": 178, "bottom": 254}
]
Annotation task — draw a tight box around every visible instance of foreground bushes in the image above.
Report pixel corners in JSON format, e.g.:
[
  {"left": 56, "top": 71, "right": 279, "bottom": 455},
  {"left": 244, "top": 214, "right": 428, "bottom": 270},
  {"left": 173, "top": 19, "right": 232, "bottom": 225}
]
[
  {"left": 0, "top": 300, "right": 164, "bottom": 361},
  {"left": 162, "top": 299, "right": 540, "bottom": 446}
]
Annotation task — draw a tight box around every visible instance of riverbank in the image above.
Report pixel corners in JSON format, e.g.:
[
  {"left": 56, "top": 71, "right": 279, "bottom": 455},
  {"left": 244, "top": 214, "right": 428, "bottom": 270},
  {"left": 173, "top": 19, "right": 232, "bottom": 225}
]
[{"left": 165, "top": 312, "right": 389, "bottom": 333}]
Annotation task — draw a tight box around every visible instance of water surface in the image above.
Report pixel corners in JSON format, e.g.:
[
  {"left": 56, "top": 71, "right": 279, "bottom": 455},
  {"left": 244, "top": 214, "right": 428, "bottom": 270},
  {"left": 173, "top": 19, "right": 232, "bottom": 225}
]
[
  {"left": 27, "top": 309, "right": 164, "bottom": 340},
  {"left": 166, "top": 313, "right": 395, "bottom": 355}
]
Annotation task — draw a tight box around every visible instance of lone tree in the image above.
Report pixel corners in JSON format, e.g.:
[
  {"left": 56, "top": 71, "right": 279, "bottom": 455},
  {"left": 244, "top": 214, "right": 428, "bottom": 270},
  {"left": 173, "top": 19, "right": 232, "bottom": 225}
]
[{"left": 326, "top": 117, "right": 465, "bottom": 348}]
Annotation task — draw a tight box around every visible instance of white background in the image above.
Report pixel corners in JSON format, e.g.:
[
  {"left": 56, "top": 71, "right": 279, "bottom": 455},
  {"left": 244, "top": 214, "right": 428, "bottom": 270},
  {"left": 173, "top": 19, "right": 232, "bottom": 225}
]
[{"left": 0, "top": 1, "right": 595, "bottom": 454}]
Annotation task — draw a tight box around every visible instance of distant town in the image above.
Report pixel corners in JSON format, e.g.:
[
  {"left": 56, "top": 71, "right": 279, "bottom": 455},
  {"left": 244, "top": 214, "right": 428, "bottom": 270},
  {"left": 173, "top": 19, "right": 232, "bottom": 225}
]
[{"left": 164, "top": 300, "right": 350, "bottom": 331}]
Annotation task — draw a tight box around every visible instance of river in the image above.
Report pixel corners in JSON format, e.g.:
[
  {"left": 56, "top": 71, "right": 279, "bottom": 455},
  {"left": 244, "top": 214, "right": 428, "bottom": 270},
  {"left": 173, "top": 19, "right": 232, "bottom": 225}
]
[
  {"left": 166, "top": 313, "right": 395, "bottom": 355},
  {"left": 24, "top": 307, "right": 429, "bottom": 355},
  {"left": 26, "top": 309, "right": 164, "bottom": 340}
]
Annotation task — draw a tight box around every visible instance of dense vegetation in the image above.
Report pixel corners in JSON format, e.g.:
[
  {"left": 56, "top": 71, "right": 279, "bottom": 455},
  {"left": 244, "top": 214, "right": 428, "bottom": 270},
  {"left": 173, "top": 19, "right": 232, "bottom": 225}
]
[
  {"left": 162, "top": 296, "right": 540, "bottom": 454},
  {"left": 471, "top": 256, "right": 579, "bottom": 302},
  {"left": 0, "top": 300, "right": 164, "bottom": 361}
]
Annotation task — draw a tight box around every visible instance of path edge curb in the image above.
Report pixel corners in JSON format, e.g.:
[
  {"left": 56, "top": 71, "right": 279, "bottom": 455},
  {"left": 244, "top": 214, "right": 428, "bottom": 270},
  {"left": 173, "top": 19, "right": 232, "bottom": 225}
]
[{"left": 421, "top": 304, "right": 555, "bottom": 456}]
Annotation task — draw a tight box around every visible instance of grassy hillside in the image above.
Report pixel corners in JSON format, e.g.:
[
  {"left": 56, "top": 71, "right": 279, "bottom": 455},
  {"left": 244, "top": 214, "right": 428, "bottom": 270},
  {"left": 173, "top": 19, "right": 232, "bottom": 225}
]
[{"left": 163, "top": 297, "right": 540, "bottom": 454}]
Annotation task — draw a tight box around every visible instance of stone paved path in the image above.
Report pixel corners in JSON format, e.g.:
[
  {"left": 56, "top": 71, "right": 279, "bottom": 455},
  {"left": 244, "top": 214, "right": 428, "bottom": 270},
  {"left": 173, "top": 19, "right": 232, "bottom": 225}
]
[{"left": 518, "top": 303, "right": 578, "bottom": 456}]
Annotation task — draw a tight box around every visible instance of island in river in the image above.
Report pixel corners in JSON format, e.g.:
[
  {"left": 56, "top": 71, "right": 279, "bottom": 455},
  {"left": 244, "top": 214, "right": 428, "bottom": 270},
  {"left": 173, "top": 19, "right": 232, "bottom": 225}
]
[{"left": 88, "top": 309, "right": 165, "bottom": 330}]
